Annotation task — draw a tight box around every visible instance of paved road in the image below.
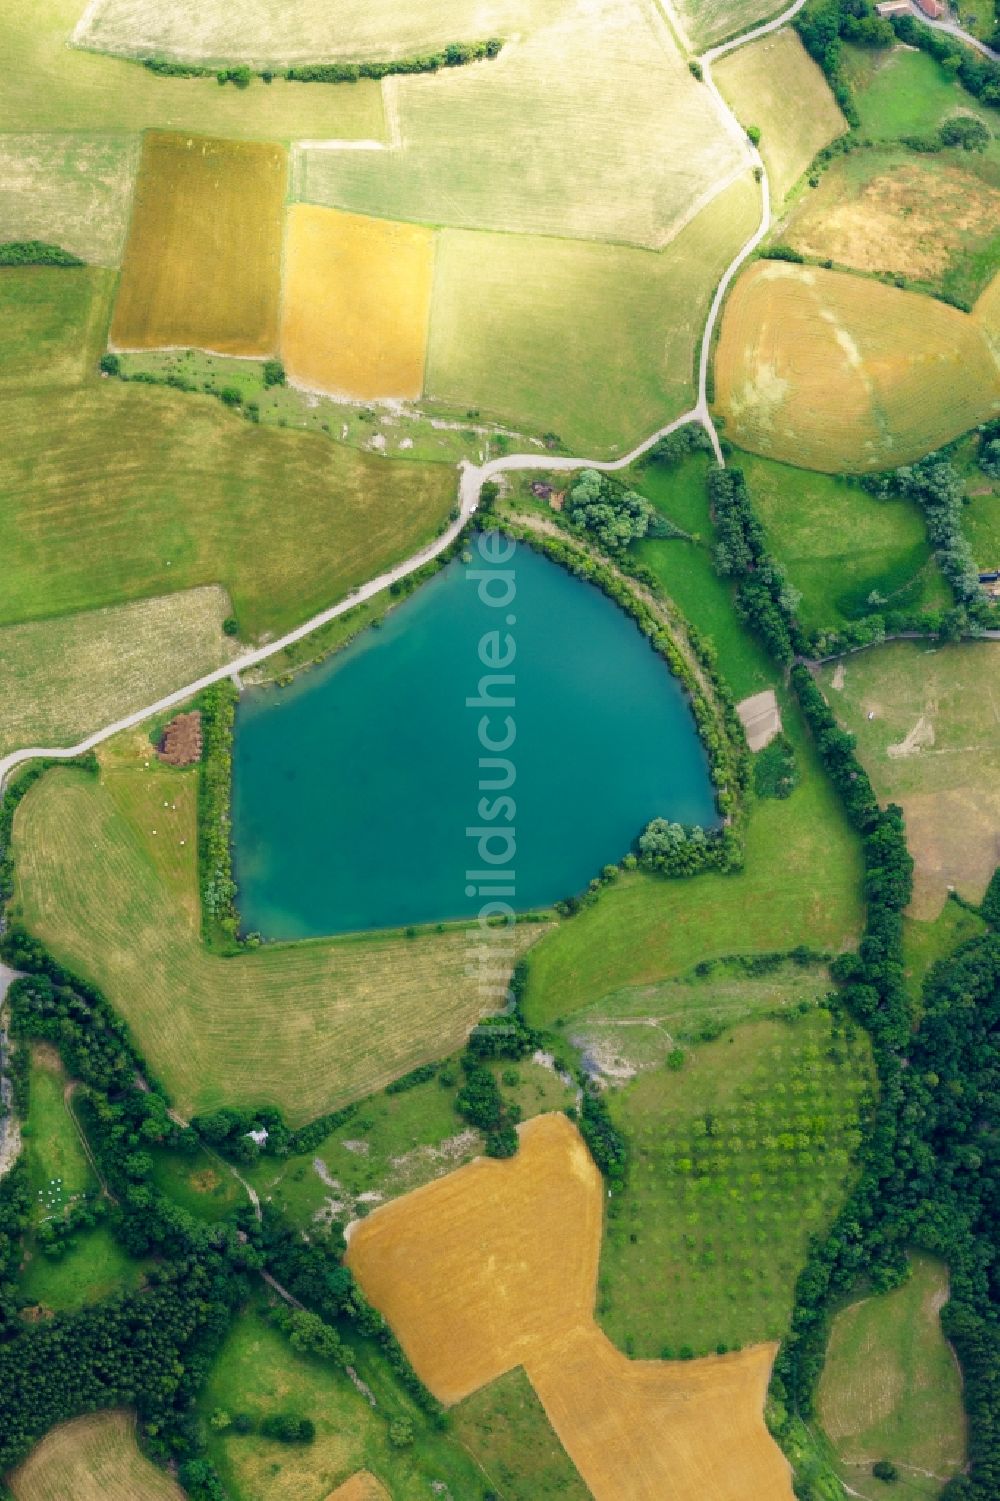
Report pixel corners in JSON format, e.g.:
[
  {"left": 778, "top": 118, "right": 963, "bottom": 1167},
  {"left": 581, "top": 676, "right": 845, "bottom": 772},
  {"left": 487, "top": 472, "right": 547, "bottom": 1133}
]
[{"left": 904, "top": 1, "right": 1000, "bottom": 61}]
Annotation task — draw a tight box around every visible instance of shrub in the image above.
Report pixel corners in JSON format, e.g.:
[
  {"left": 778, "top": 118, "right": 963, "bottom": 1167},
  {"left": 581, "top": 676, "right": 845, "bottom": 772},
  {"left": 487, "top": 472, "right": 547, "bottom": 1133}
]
[{"left": 262, "top": 358, "right": 285, "bottom": 387}]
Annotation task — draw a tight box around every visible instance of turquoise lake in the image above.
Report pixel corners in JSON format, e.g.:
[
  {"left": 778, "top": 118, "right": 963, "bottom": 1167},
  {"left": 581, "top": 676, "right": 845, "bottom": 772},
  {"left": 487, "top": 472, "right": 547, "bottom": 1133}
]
[{"left": 232, "top": 539, "right": 718, "bottom": 937}]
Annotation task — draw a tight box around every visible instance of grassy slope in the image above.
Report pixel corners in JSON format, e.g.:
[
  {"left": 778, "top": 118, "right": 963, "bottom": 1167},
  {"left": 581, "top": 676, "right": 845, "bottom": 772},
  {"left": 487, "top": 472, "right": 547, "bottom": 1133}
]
[
  {"left": 7, "top": 1412, "right": 184, "bottom": 1501},
  {"left": 849, "top": 43, "right": 996, "bottom": 140},
  {"left": 600, "top": 1010, "right": 873, "bottom": 1356},
  {"left": 522, "top": 699, "right": 863, "bottom": 1027},
  {"left": 817, "top": 1254, "right": 967, "bottom": 1499},
  {"left": 0, "top": 268, "right": 455, "bottom": 638},
  {"left": 0, "top": 586, "right": 236, "bottom": 757},
  {"left": 201, "top": 1304, "right": 489, "bottom": 1501},
  {"left": 294, "top": 0, "right": 744, "bottom": 249},
  {"left": 714, "top": 29, "right": 846, "bottom": 205},
  {"left": 0, "top": 0, "right": 382, "bottom": 140},
  {"left": 0, "top": 133, "right": 140, "bottom": 268},
  {"left": 12, "top": 757, "right": 536, "bottom": 1125},
  {"left": 424, "top": 176, "right": 759, "bottom": 455},
  {"left": 735, "top": 452, "right": 949, "bottom": 635},
  {"left": 632, "top": 454, "right": 776, "bottom": 701},
  {"left": 820, "top": 640, "right": 1000, "bottom": 918},
  {"left": 451, "top": 1368, "right": 590, "bottom": 1499}
]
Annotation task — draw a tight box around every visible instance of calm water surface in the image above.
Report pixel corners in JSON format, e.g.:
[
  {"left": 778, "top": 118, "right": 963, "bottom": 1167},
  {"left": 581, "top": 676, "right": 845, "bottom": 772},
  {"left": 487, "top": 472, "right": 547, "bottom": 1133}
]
[{"left": 233, "top": 540, "right": 717, "bottom": 936}]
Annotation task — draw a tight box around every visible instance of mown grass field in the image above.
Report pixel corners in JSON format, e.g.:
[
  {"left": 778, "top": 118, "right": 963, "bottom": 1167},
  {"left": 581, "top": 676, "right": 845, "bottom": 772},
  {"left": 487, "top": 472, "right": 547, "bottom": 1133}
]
[
  {"left": 246, "top": 1056, "right": 572, "bottom": 1231},
  {"left": 849, "top": 43, "right": 997, "bottom": 141},
  {"left": 0, "top": 0, "right": 383, "bottom": 140},
  {"left": 714, "top": 29, "right": 846, "bottom": 204},
  {"left": 294, "top": 0, "right": 745, "bottom": 249},
  {"left": 818, "top": 1254, "right": 967, "bottom": 1499},
  {"left": 735, "top": 452, "right": 949, "bottom": 635},
  {"left": 674, "top": 0, "right": 788, "bottom": 49},
  {"left": 201, "top": 1301, "right": 487, "bottom": 1501},
  {"left": 820, "top": 641, "right": 1000, "bottom": 918},
  {"left": 776, "top": 147, "right": 1000, "bottom": 309},
  {"left": 23, "top": 1045, "right": 91, "bottom": 1222},
  {"left": 75, "top": 0, "right": 537, "bottom": 65},
  {"left": 0, "top": 267, "right": 456, "bottom": 638},
  {"left": 0, "top": 133, "right": 140, "bottom": 267},
  {"left": 7, "top": 1412, "right": 184, "bottom": 1501},
  {"left": 19, "top": 1225, "right": 146, "bottom": 1313},
  {"left": 282, "top": 205, "right": 434, "bottom": 399},
  {"left": 451, "top": 1369, "right": 590, "bottom": 1500},
  {"left": 714, "top": 261, "right": 1000, "bottom": 472},
  {"left": 12, "top": 756, "right": 537, "bottom": 1124},
  {"left": 0, "top": 586, "right": 235, "bottom": 756},
  {"left": 111, "top": 132, "right": 286, "bottom": 355},
  {"left": 632, "top": 454, "right": 777, "bottom": 701},
  {"left": 522, "top": 700, "right": 863, "bottom": 1027},
  {"left": 600, "top": 1011, "right": 873, "bottom": 1357},
  {"left": 424, "top": 176, "right": 758, "bottom": 455}
]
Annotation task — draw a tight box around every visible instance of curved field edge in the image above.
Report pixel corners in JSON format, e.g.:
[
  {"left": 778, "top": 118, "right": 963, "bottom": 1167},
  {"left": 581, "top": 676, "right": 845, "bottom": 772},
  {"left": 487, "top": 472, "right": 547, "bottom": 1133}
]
[
  {"left": 10, "top": 755, "right": 538, "bottom": 1124},
  {"left": 7, "top": 1411, "right": 184, "bottom": 1501}
]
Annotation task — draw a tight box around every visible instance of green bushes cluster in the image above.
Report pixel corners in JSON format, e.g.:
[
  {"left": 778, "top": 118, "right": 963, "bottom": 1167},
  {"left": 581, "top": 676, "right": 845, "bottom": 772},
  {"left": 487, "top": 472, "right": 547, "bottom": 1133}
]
[
  {"left": 142, "top": 38, "right": 503, "bottom": 87},
  {"left": 752, "top": 734, "right": 798, "bottom": 800},
  {"left": 637, "top": 818, "right": 730, "bottom": 877},
  {"left": 863, "top": 454, "right": 985, "bottom": 609},
  {"left": 0, "top": 241, "right": 83, "bottom": 266},
  {"left": 577, "top": 1089, "right": 629, "bottom": 1190}
]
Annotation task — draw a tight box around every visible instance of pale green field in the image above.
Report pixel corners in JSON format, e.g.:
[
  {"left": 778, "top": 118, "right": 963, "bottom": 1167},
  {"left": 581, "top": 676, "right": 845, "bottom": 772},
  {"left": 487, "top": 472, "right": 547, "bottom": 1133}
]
[
  {"left": 0, "top": 133, "right": 140, "bottom": 266},
  {"left": 820, "top": 641, "right": 1000, "bottom": 918},
  {"left": 714, "top": 28, "right": 846, "bottom": 205},
  {"left": 13, "top": 753, "right": 537, "bottom": 1124},
  {"left": 818, "top": 1254, "right": 966, "bottom": 1500},
  {"left": 75, "top": 0, "right": 539, "bottom": 65},
  {"left": 424, "top": 175, "right": 758, "bottom": 453},
  {"left": 0, "top": 587, "right": 235, "bottom": 757},
  {"left": 0, "top": 265, "right": 112, "bottom": 389},
  {"left": 294, "top": 0, "right": 746, "bottom": 248},
  {"left": 674, "top": 0, "right": 787, "bottom": 49},
  {"left": 0, "top": 0, "right": 383, "bottom": 139}
]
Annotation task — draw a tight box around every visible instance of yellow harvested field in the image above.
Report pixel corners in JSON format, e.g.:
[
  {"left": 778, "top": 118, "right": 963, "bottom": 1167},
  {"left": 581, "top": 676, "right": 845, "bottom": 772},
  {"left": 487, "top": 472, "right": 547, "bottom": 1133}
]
[
  {"left": 714, "top": 29, "right": 845, "bottom": 204},
  {"left": 347, "top": 1114, "right": 602, "bottom": 1403},
  {"left": 529, "top": 1326, "right": 791, "bottom": 1501},
  {"left": 8, "top": 1412, "right": 184, "bottom": 1501},
  {"left": 348, "top": 1113, "right": 793, "bottom": 1501},
  {"left": 976, "top": 269, "right": 1000, "bottom": 362},
  {"left": 714, "top": 262, "right": 1000, "bottom": 472},
  {"left": 111, "top": 131, "right": 286, "bottom": 355},
  {"left": 281, "top": 205, "right": 434, "bottom": 399},
  {"left": 324, "top": 1474, "right": 390, "bottom": 1501}
]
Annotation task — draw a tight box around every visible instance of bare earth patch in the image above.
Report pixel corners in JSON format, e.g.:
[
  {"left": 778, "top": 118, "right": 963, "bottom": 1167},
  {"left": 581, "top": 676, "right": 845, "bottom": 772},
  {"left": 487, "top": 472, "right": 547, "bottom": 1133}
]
[{"left": 737, "top": 688, "right": 782, "bottom": 751}]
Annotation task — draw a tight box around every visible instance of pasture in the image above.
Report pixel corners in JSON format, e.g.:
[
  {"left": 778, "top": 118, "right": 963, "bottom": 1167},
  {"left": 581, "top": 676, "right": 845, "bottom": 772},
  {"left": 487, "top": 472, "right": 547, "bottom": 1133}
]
[
  {"left": 820, "top": 641, "right": 1000, "bottom": 918},
  {"left": 714, "top": 262, "right": 1000, "bottom": 472},
  {"left": 736, "top": 453, "right": 948, "bottom": 635},
  {"left": 348, "top": 1113, "right": 793, "bottom": 1500},
  {"left": 282, "top": 205, "right": 434, "bottom": 400},
  {"left": 20, "top": 1226, "right": 146, "bottom": 1312},
  {"left": 201, "top": 1302, "right": 485, "bottom": 1500},
  {"left": 12, "top": 755, "right": 537, "bottom": 1124},
  {"left": 714, "top": 29, "right": 845, "bottom": 205},
  {"left": 0, "top": 133, "right": 139, "bottom": 267},
  {"left": 7, "top": 1412, "right": 183, "bottom": 1501},
  {"left": 424, "top": 176, "right": 759, "bottom": 455},
  {"left": 293, "top": 0, "right": 746, "bottom": 249},
  {"left": 903, "top": 900, "right": 987, "bottom": 1006},
  {"left": 850, "top": 44, "right": 996, "bottom": 141},
  {"left": 632, "top": 454, "right": 776, "bottom": 700},
  {"left": 523, "top": 702, "right": 863, "bottom": 1027},
  {"left": 818, "top": 1254, "right": 967, "bottom": 1499},
  {"left": 346, "top": 1114, "right": 602, "bottom": 1404},
  {"left": 75, "top": 0, "right": 534, "bottom": 64},
  {"left": 0, "top": 0, "right": 383, "bottom": 141},
  {"left": 0, "top": 268, "right": 456, "bottom": 638},
  {"left": 111, "top": 132, "right": 286, "bottom": 356},
  {"left": 0, "top": 587, "right": 235, "bottom": 757},
  {"left": 24, "top": 1045, "right": 91, "bottom": 1222},
  {"left": 451, "top": 1369, "right": 590, "bottom": 1500},
  {"left": 776, "top": 148, "right": 1000, "bottom": 309},
  {"left": 600, "top": 1012, "right": 873, "bottom": 1356},
  {"left": 0, "top": 265, "right": 113, "bottom": 389}
]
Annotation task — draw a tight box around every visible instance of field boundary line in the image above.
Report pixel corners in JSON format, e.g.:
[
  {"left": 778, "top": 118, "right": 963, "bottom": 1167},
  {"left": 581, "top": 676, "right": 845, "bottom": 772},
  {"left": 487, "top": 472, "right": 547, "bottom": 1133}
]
[{"left": 0, "top": 0, "right": 811, "bottom": 788}]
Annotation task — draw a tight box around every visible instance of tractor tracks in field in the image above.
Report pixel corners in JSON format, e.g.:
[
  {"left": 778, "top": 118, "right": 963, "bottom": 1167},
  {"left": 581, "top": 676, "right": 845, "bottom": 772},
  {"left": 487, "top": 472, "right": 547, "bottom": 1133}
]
[{"left": 0, "top": 1, "right": 808, "bottom": 792}]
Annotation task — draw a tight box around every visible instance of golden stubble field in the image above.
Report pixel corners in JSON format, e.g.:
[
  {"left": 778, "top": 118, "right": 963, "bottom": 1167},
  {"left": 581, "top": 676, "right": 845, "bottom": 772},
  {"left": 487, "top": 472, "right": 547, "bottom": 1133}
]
[
  {"left": 7, "top": 1412, "right": 184, "bottom": 1501},
  {"left": 714, "top": 261, "right": 1000, "bottom": 471},
  {"left": 324, "top": 1473, "right": 391, "bottom": 1501},
  {"left": 111, "top": 131, "right": 286, "bottom": 355},
  {"left": 281, "top": 204, "right": 435, "bottom": 399},
  {"left": 347, "top": 1113, "right": 794, "bottom": 1500}
]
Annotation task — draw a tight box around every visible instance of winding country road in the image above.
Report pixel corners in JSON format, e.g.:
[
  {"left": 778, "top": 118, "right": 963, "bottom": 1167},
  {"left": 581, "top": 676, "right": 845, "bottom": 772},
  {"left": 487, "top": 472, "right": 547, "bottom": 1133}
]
[{"left": 0, "top": 0, "right": 815, "bottom": 793}]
